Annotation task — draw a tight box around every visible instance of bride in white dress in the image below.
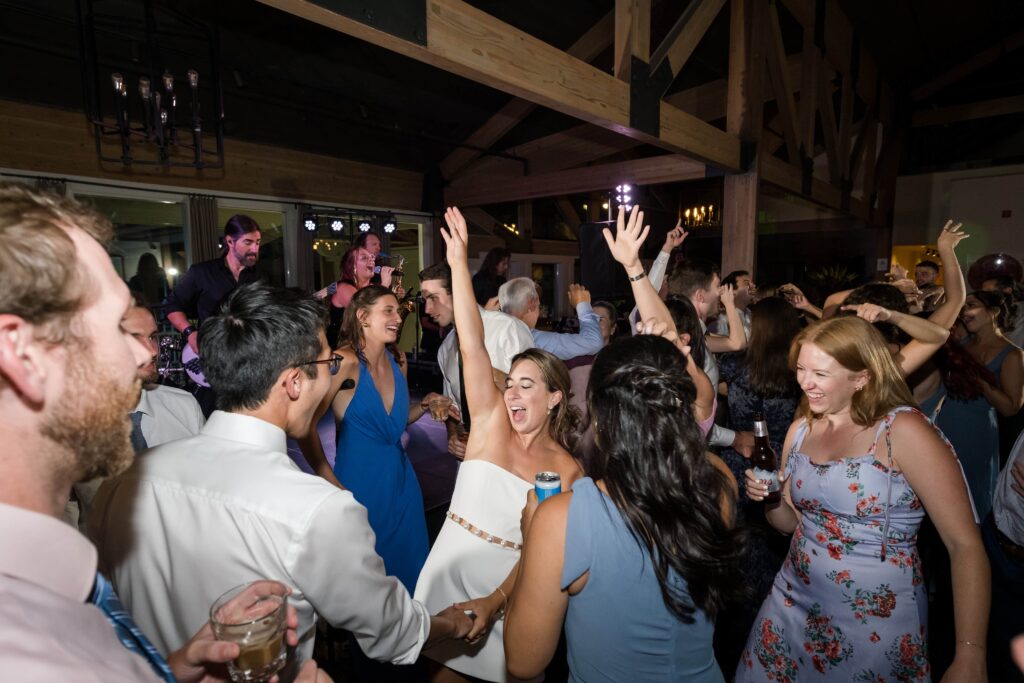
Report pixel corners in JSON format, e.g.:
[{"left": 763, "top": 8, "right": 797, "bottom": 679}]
[{"left": 415, "top": 207, "right": 584, "bottom": 682}]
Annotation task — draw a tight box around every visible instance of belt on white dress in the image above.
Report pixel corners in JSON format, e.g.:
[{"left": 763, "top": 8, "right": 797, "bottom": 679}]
[{"left": 446, "top": 510, "right": 523, "bottom": 551}]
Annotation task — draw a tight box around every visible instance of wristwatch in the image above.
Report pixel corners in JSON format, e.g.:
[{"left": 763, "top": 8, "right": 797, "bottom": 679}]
[{"left": 181, "top": 325, "right": 196, "bottom": 339}]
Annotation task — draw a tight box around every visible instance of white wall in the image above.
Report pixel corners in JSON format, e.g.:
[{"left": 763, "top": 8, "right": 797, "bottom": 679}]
[{"left": 893, "top": 164, "right": 1024, "bottom": 269}]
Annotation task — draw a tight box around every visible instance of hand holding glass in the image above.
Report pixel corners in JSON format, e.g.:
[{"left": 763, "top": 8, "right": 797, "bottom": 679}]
[{"left": 210, "top": 581, "right": 288, "bottom": 682}]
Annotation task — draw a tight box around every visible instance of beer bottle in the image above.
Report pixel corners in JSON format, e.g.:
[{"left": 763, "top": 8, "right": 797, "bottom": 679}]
[{"left": 750, "top": 412, "right": 781, "bottom": 505}]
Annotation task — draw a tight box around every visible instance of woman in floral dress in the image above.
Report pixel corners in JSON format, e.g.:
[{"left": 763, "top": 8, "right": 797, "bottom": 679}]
[{"left": 739, "top": 316, "right": 989, "bottom": 682}]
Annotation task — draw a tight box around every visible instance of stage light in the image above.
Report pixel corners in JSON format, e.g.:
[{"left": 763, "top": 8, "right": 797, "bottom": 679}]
[
  {"left": 331, "top": 219, "right": 344, "bottom": 232},
  {"left": 304, "top": 218, "right": 316, "bottom": 231},
  {"left": 358, "top": 221, "right": 372, "bottom": 232},
  {"left": 167, "top": 267, "right": 179, "bottom": 277},
  {"left": 383, "top": 220, "right": 396, "bottom": 234}
]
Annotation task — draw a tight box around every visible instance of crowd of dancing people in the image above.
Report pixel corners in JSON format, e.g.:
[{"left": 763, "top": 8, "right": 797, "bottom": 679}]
[{"left": 2, "top": 180, "right": 1024, "bottom": 682}]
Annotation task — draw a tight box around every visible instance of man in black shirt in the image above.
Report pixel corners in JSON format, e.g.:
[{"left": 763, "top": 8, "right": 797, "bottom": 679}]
[
  {"left": 165, "top": 215, "right": 262, "bottom": 353},
  {"left": 164, "top": 215, "right": 262, "bottom": 414}
]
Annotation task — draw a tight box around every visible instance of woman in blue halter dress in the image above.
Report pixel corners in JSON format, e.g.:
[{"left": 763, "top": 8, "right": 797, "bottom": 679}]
[
  {"left": 299, "top": 285, "right": 433, "bottom": 592},
  {"left": 739, "top": 317, "right": 988, "bottom": 683}
]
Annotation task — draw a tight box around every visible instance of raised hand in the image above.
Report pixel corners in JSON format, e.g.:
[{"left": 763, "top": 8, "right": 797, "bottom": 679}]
[
  {"left": 937, "top": 219, "right": 968, "bottom": 251},
  {"left": 567, "top": 283, "right": 591, "bottom": 307},
  {"left": 841, "top": 302, "right": 892, "bottom": 323},
  {"left": 601, "top": 205, "right": 650, "bottom": 270},
  {"left": 662, "top": 219, "right": 688, "bottom": 253},
  {"left": 440, "top": 207, "right": 470, "bottom": 268},
  {"left": 719, "top": 283, "right": 736, "bottom": 310}
]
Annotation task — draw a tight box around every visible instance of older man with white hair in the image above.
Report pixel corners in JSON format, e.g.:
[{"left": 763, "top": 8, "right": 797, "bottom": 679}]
[{"left": 498, "top": 278, "right": 603, "bottom": 360}]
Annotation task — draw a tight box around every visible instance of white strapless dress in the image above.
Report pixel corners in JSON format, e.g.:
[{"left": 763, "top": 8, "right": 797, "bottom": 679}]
[{"left": 414, "top": 459, "right": 540, "bottom": 682}]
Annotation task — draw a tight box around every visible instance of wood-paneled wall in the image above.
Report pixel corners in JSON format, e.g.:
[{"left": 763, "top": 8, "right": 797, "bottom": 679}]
[{"left": 0, "top": 99, "right": 423, "bottom": 210}]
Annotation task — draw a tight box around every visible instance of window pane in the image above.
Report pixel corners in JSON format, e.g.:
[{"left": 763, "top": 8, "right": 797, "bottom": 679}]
[{"left": 77, "top": 195, "right": 186, "bottom": 317}]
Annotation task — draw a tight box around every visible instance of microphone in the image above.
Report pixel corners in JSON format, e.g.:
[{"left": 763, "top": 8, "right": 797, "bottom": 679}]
[{"left": 372, "top": 253, "right": 390, "bottom": 275}]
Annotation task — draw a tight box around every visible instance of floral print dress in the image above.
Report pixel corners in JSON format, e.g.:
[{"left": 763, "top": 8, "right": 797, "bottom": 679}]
[{"left": 737, "top": 408, "right": 940, "bottom": 683}]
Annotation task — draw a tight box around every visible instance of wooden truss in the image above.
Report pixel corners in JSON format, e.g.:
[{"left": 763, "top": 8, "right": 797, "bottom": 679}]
[{"left": 259, "top": 0, "right": 900, "bottom": 272}]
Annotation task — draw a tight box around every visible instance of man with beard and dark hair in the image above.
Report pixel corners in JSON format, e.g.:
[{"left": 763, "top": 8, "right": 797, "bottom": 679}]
[
  {"left": 0, "top": 183, "right": 329, "bottom": 682},
  {"left": 66, "top": 299, "right": 206, "bottom": 531},
  {"left": 165, "top": 214, "right": 262, "bottom": 415}
]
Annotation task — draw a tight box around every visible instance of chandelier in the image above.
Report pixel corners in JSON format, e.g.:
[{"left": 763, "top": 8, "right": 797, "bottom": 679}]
[{"left": 77, "top": 0, "right": 225, "bottom": 169}]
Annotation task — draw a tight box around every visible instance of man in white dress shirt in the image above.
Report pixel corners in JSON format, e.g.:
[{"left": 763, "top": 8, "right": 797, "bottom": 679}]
[
  {"left": 419, "top": 261, "right": 533, "bottom": 458},
  {"left": 91, "top": 283, "right": 470, "bottom": 667}
]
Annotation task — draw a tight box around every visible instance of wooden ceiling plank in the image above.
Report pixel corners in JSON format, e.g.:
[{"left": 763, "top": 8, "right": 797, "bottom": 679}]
[
  {"left": 614, "top": 0, "right": 651, "bottom": 82},
  {"left": 799, "top": 26, "right": 818, "bottom": 156},
  {"left": 256, "top": 0, "right": 740, "bottom": 169},
  {"left": 836, "top": 73, "right": 854, "bottom": 180},
  {"left": 765, "top": 0, "right": 802, "bottom": 162},
  {"left": 439, "top": 11, "right": 614, "bottom": 181},
  {"left": 911, "top": 94, "right": 1024, "bottom": 127},
  {"left": 650, "top": 0, "right": 728, "bottom": 79},
  {"left": 444, "top": 154, "right": 705, "bottom": 206},
  {"left": 816, "top": 64, "right": 841, "bottom": 184},
  {"left": 911, "top": 29, "right": 1024, "bottom": 102}
]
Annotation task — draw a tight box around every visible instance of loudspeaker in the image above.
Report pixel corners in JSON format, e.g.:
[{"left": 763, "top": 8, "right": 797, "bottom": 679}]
[{"left": 580, "top": 222, "right": 631, "bottom": 300}]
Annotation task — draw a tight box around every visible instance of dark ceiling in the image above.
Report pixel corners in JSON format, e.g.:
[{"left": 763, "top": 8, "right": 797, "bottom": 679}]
[{"left": 1, "top": 0, "right": 1023, "bottom": 182}]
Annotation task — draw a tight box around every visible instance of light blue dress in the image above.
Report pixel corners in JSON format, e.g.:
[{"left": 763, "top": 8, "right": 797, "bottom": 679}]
[
  {"left": 562, "top": 477, "right": 723, "bottom": 683},
  {"left": 334, "top": 356, "right": 428, "bottom": 592},
  {"left": 919, "top": 346, "right": 1009, "bottom": 520}
]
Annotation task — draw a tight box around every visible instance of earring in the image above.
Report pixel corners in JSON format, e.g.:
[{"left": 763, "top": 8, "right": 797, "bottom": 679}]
[{"left": 361, "top": 322, "right": 369, "bottom": 328}]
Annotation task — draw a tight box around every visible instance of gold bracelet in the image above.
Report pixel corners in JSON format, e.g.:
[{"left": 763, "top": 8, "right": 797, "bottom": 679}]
[
  {"left": 957, "top": 640, "right": 985, "bottom": 650},
  {"left": 494, "top": 586, "right": 509, "bottom": 613}
]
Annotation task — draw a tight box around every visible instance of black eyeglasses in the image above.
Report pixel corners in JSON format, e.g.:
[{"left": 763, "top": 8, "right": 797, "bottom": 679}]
[{"left": 299, "top": 353, "right": 342, "bottom": 376}]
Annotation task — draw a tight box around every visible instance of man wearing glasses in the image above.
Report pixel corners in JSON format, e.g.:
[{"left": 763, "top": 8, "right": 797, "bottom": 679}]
[{"left": 91, "top": 283, "right": 471, "bottom": 672}]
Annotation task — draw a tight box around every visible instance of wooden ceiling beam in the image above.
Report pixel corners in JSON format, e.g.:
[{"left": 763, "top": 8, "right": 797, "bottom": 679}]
[
  {"left": 649, "top": 0, "right": 727, "bottom": 80},
  {"left": 911, "top": 30, "right": 1024, "bottom": 103},
  {"left": 614, "top": 0, "right": 651, "bottom": 82},
  {"left": 439, "top": 11, "right": 615, "bottom": 181},
  {"left": 259, "top": 0, "right": 741, "bottom": 171},
  {"left": 449, "top": 124, "right": 646, "bottom": 184},
  {"left": 444, "top": 154, "right": 705, "bottom": 206},
  {"left": 764, "top": 0, "right": 802, "bottom": 162},
  {"left": 912, "top": 95, "right": 1024, "bottom": 127}
]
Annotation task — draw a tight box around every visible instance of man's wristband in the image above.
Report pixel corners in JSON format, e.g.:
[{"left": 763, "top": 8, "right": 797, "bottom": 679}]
[
  {"left": 627, "top": 271, "right": 646, "bottom": 282},
  {"left": 181, "top": 325, "right": 196, "bottom": 339}
]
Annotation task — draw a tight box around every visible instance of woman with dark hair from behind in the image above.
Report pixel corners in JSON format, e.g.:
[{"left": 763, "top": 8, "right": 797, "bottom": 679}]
[
  {"left": 504, "top": 205, "right": 745, "bottom": 682},
  {"left": 473, "top": 246, "right": 510, "bottom": 305},
  {"left": 128, "top": 252, "right": 169, "bottom": 311},
  {"left": 664, "top": 297, "right": 716, "bottom": 438},
  {"left": 714, "top": 296, "right": 803, "bottom": 671}
]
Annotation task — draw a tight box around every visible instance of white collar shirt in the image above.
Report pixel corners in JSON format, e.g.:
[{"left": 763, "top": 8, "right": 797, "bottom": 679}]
[
  {"left": 89, "top": 411, "right": 429, "bottom": 665},
  {"left": 437, "top": 306, "right": 534, "bottom": 406},
  {"left": 135, "top": 383, "right": 206, "bottom": 446}
]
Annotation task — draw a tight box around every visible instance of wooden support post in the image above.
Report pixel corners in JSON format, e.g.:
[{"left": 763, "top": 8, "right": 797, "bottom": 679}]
[
  {"left": 723, "top": 0, "right": 763, "bottom": 276},
  {"left": 614, "top": 0, "right": 651, "bottom": 82},
  {"left": 723, "top": 172, "right": 758, "bottom": 277}
]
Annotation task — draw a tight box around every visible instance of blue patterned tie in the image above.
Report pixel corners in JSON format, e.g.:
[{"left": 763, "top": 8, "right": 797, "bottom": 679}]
[
  {"left": 130, "top": 411, "right": 149, "bottom": 453},
  {"left": 90, "top": 572, "right": 175, "bottom": 682}
]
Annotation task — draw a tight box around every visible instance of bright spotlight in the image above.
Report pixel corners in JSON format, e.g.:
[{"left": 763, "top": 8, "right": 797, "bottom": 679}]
[
  {"left": 331, "top": 219, "right": 344, "bottom": 232},
  {"left": 358, "top": 221, "right": 372, "bottom": 232},
  {"left": 304, "top": 218, "right": 316, "bottom": 231}
]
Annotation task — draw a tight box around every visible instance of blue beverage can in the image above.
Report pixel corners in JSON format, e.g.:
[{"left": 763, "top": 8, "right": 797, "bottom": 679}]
[{"left": 534, "top": 472, "right": 561, "bottom": 503}]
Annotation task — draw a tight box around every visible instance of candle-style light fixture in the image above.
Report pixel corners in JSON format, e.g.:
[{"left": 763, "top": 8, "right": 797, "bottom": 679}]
[
  {"left": 681, "top": 204, "right": 718, "bottom": 229},
  {"left": 78, "top": 0, "right": 225, "bottom": 169}
]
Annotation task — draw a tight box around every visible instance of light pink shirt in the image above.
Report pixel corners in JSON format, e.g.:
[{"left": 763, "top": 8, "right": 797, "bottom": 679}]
[{"left": 0, "top": 502, "right": 161, "bottom": 682}]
